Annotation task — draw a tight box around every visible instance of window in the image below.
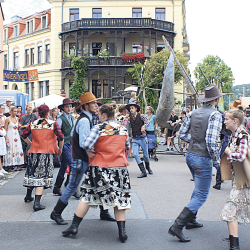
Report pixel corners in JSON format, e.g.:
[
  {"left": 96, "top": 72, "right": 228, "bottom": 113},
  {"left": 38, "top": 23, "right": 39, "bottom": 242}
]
[
  {"left": 25, "top": 49, "right": 29, "bottom": 66},
  {"left": 4, "top": 55, "right": 7, "bottom": 70},
  {"left": 92, "top": 8, "right": 102, "bottom": 18},
  {"left": 133, "top": 8, "right": 142, "bottom": 18},
  {"left": 69, "top": 43, "right": 76, "bottom": 56},
  {"left": 92, "top": 43, "right": 102, "bottom": 56},
  {"left": 30, "top": 48, "right": 35, "bottom": 65},
  {"left": 25, "top": 83, "right": 29, "bottom": 95},
  {"left": 157, "top": 43, "right": 165, "bottom": 52},
  {"left": 92, "top": 80, "right": 101, "bottom": 98},
  {"left": 156, "top": 8, "right": 165, "bottom": 20},
  {"left": 27, "top": 20, "right": 33, "bottom": 33},
  {"left": 4, "top": 29, "right": 6, "bottom": 41},
  {"left": 45, "top": 44, "right": 50, "bottom": 63},
  {"left": 31, "top": 82, "right": 34, "bottom": 100},
  {"left": 70, "top": 9, "right": 79, "bottom": 21},
  {"left": 14, "top": 25, "right": 18, "bottom": 37},
  {"left": 39, "top": 81, "right": 44, "bottom": 98},
  {"left": 38, "top": 46, "right": 42, "bottom": 64},
  {"left": 13, "top": 52, "right": 19, "bottom": 69},
  {"left": 132, "top": 43, "right": 142, "bottom": 53},
  {"left": 42, "top": 16, "right": 47, "bottom": 29},
  {"left": 45, "top": 81, "right": 49, "bottom": 96}
]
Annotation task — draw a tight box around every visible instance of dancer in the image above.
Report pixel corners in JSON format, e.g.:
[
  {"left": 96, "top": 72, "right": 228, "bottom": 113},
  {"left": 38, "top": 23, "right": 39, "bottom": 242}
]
[
  {"left": 62, "top": 104, "right": 131, "bottom": 243},
  {"left": 126, "top": 101, "right": 152, "bottom": 178},
  {"left": 168, "top": 86, "right": 224, "bottom": 242},
  {"left": 21, "top": 105, "right": 64, "bottom": 211},
  {"left": 220, "top": 106, "right": 250, "bottom": 250}
]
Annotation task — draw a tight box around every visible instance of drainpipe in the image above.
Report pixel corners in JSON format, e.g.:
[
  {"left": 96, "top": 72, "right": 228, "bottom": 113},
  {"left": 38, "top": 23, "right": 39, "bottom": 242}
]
[
  {"left": 170, "top": 0, "right": 174, "bottom": 24},
  {"left": 62, "top": 0, "right": 66, "bottom": 24}
]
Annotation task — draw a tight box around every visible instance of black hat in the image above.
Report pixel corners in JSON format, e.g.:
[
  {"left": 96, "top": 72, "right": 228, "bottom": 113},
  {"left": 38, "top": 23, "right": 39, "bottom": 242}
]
[{"left": 126, "top": 101, "right": 140, "bottom": 112}]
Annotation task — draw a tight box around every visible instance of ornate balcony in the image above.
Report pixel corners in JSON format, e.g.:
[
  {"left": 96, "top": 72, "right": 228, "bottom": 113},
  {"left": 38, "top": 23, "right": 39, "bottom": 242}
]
[{"left": 61, "top": 18, "right": 174, "bottom": 33}]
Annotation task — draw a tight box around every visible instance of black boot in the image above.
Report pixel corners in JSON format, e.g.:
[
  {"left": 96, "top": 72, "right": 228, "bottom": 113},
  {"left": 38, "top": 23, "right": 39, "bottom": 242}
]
[
  {"left": 137, "top": 162, "right": 147, "bottom": 178},
  {"left": 24, "top": 187, "right": 34, "bottom": 202},
  {"left": 62, "top": 214, "right": 83, "bottom": 236},
  {"left": 229, "top": 235, "right": 240, "bottom": 250},
  {"left": 213, "top": 173, "right": 221, "bottom": 190},
  {"left": 117, "top": 221, "right": 128, "bottom": 243},
  {"left": 100, "top": 206, "right": 116, "bottom": 221},
  {"left": 33, "top": 195, "right": 46, "bottom": 212},
  {"left": 64, "top": 174, "right": 70, "bottom": 187},
  {"left": 145, "top": 161, "right": 153, "bottom": 175},
  {"left": 73, "top": 191, "right": 80, "bottom": 199},
  {"left": 50, "top": 199, "right": 68, "bottom": 225},
  {"left": 168, "top": 207, "right": 194, "bottom": 242},
  {"left": 185, "top": 212, "right": 203, "bottom": 229},
  {"left": 53, "top": 176, "right": 64, "bottom": 196}
]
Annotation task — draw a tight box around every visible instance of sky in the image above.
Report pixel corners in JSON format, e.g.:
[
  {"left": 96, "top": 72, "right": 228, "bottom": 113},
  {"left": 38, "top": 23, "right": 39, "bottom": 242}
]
[{"left": 1, "top": 0, "right": 250, "bottom": 86}]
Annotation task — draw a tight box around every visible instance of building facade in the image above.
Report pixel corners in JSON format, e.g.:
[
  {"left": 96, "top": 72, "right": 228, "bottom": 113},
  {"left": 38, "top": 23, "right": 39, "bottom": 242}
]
[{"left": 0, "top": 3, "right": 4, "bottom": 90}]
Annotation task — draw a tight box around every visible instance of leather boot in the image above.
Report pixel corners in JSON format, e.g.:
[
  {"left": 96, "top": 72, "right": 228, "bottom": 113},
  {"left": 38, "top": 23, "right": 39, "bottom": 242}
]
[
  {"left": 73, "top": 191, "right": 80, "bottom": 199},
  {"left": 145, "top": 161, "right": 153, "bottom": 175},
  {"left": 62, "top": 214, "right": 83, "bottom": 236},
  {"left": 213, "top": 173, "right": 221, "bottom": 190},
  {"left": 64, "top": 174, "right": 70, "bottom": 187},
  {"left": 229, "top": 235, "right": 240, "bottom": 250},
  {"left": 168, "top": 207, "right": 194, "bottom": 242},
  {"left": 50, "top": 198, "right": 68, "bottom": 225},
  {"left": 185, "top": 212, "right": 203, "bottom": 229},
  {"left": 53, "top": 176, "right": 64, "bottom": 196},
  {"left": 117, "top": 221, "right": 128, "bottom": 243},
  {"left": 137, "top": 162, "right": 147, "bottom": 178},
  {"left": 100, "top": 206, "right": 116, "bottom": 221},
  {"left": 33, "top": 195, "right": 46, "bottom": 212},
  {"left": 24, "top": 187, "right": 34, "bottom": 202}
]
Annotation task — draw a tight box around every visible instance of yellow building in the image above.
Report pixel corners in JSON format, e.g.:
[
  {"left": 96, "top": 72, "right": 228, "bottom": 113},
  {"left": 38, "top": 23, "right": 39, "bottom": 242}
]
[
  {"left": 3, "top": 0, "right": 190, "bottom": 103},
  {"left": 0, "top": 2, "right": 4, "bottom": 90}
]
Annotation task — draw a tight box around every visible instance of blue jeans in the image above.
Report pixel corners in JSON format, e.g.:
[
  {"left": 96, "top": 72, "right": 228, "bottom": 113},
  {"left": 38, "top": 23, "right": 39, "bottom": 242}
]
[
  {"left": 57, "top": 143, "right": 72, "bottom": 179},
  {"left": 60, "top": 158, "right": 89, "bottom": 204},
  {"left": 132, "top": 136, "right": 149, "bottom": 164},
  {"left": 185, "top": 152, "right": 213, "bottom": 214}
]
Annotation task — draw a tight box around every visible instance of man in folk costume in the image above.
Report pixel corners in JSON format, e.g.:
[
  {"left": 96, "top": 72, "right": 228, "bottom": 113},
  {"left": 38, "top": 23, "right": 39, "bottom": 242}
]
[
  {"left": 168, "top": 85, "right": 225, "bottom": 242},
  {"left": 126, "top": 102, "right": 153, "bottom": 178},
  {"left": 51, "top": 92, "right": 115, "bottom": 225},
  {"left": 53, "top": 98, "right": 79, "bottom": 198}
]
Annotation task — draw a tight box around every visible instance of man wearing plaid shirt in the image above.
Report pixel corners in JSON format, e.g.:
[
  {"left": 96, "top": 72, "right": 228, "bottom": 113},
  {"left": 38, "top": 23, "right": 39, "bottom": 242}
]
[{"left": 168, "top": 85, "right": 225, "bottom": 243}]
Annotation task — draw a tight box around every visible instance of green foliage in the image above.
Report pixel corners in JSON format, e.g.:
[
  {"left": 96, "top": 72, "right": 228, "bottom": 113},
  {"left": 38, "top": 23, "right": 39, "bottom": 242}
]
[
  {"left": 194, "top": 55, "right": 234, "bottom": 93},
  {"left": 98, "top": 99, "right": 112, "bottom": 105},
  {"left": 69, "top": 57, "right": 90, "bottom": 100}
]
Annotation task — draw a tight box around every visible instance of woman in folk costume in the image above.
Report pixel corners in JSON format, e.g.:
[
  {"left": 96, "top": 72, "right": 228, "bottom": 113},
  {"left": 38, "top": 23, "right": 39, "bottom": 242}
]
[
  {"left": 220, "top": 105, "right": 250, "bottom": 250},
  {"left": 62, "top": 104, "right": 131, "bottom": 243},
  {"left": 3, "top": 106, "right": 24, "bottom": 171},
  {"left": 21, "top": 105, "right": 64, "bottom": 211}
]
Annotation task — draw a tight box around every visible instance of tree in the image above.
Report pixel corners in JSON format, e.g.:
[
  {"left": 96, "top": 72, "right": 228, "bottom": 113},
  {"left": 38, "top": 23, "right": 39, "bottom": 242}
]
[
  {"left": 69, "top": 57, "right": 90, "bottom": 100},
  {"left": 127, "top": 49, "right": 189, "bottom": 111},
  {"left": 194, "top": 55, "right": 234, "bottom": 93}
]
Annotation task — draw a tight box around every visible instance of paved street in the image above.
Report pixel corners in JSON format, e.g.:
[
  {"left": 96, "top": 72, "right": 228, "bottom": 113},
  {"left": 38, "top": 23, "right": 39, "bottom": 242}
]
[{"left": 0, "top": 150, "right": 250, "bottom": 250}]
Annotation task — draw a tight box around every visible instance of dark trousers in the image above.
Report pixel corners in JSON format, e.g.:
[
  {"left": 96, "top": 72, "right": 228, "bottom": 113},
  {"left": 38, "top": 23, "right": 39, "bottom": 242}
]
[{"left": 57, "top": 143, "right": 72, "bottom": 179}]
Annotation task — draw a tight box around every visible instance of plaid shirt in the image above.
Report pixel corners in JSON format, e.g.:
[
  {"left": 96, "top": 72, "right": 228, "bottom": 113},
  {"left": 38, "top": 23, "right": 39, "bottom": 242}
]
[
  {"left": 131, "top": 113, "right": 151, "bottom": 129},
  {"left": 21, "top": 119, "right": 64, "bottom": 141},
  {"left": 82, "top": 120, "right": 130, "bottom": 152},
  {"left": 92, "top": 115, "right": 100, "bottom": 125},
  {"left": 227, "top": 125, "right": 248, "bottom": 163},
  {"left": 179, "top": 103, "right": 222, "bottom": 163},
  {"left": 57, "top": 112, "right": 73, "bottom": 129}
]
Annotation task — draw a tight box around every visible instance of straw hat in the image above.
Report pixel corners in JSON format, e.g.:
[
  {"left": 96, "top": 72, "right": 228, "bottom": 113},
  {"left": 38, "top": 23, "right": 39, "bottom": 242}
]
[
  {"left": 198, "top": 85, "right": 225, "bottom": 103},
  {"left": 229, "top": 99, "right": 245, "bottom": 109}
]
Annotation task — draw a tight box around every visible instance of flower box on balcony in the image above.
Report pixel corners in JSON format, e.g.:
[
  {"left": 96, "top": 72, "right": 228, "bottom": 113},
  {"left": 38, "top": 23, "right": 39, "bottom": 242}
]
[{"left": 121, "top": 52, "right": 145, "bottom": 62}]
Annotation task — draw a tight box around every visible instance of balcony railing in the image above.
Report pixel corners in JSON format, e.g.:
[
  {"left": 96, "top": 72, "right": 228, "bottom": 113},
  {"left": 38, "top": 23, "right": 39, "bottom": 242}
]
[
  {"left": 62, "top": 18, "right": 174, "bottom": 33},
  {"left": 62, "top": 56, "right": 148, "bottom": 68}
]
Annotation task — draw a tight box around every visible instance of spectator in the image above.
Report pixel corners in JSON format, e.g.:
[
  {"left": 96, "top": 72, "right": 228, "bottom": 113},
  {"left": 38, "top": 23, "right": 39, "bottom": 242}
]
[
  {"left": 4, "top": 99, "right": 12, "bottom": 113},
  {"left": 17, "top": 105, "right": 25, "bottom": 121},
  {"left": 129, "top": 92, "right": 137, "bottom": 104}
]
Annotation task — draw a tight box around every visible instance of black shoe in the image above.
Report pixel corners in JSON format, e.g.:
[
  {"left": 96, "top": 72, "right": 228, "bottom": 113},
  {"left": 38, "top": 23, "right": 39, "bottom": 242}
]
[
  {"left": 229, "top": 235, "right": 240, "bottom": 250},
  {"left": 50, "top": 199, "right": 68, "bottom": 225},
  {"left": 33, "top": 195, "right": 46, "bottom": 212},
  {"left": 73, "top": 191, "right": 80, "bottom": 199},
  {"left": 62, "top": 214, "right": 83, "bottom": 236},
  {"left": 168, "top": 207, "right": 194, "bottom": 242},
  {"left": 185, "top": 213, "right": 203, "bottom": 229},
  {"left": 166, "top": 148, "right": 169, "bottom": 151},
  {"left": 163, "top": 142, "right": 167, "bottom": 145},
  {"left": 213, "top": 173, "right": 221, "bottom": 190},
  {"left": 24, "top": 196, "right": 34, "bottom": 202},
  {"left": 53, "top": 187, "right": 62, "bottom": 196},
  {"left": 24, "top": 187, "right": 34, "bottom": 202},
  {"left": 145, "top": 162, "right": 153, "bottom": 175},
  {"left": 137, "top": 163, "right": 147, "bottom": 178},
  {"left": 171, "top": 148, "right": 174, "bottom": 151},
  {"left": 117, "top": 221, "right": 128, "bottom": 243},
  {"left": 100, "top": 206, "right": 116, "bottom": 221},
  {"left": 53, "top": 176, "right": 64, "bottom": 196}
]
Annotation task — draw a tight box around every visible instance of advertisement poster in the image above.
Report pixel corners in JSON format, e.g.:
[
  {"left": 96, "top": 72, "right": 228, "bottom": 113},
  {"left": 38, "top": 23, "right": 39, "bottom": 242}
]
[{"left": 3, "top": 69, "right": 39, "bottom": 82}]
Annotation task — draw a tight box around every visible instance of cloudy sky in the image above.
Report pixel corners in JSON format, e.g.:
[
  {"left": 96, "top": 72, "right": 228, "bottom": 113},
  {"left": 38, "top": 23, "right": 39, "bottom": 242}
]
[{"left": 2, "top": 0, "right": 250, "bottom": 86}]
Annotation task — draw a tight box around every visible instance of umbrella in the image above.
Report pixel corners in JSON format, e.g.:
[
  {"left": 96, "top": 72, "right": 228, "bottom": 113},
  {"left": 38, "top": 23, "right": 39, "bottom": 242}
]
[{"left": 30, "top": 94, "right": 65, "bottom": 109}]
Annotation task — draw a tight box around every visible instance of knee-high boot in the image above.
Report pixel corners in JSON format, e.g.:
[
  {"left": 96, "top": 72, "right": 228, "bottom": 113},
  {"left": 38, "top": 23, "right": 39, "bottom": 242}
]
[
  {"left": 33, "top": 195, "right": 46, "bottom": 212},
  {"left": 168, "top": 207, "right": 194, "bottom": 242},
  {"left": 24, "top": 187, "right": 34, "bottom": 202},
  {"left": 145, "top": 162, "right": 153, "bottom": 175},
  {"left": 53, "top": 176, "right": 64, "bottom": 196},
  {"left": 117, "top": 221, "right": 128, "bottom": 243},
  {"left": 185, "top": 212, "right": 203, "bottom": 229},
  {"left": 229, "top": 235, "right": 240, "bottom": 250},
  {"left": 213, "top": 173, "right": 222, "bottom": 190},
  {"left": 137, "top": 162, "right": 147, "bottom": 178},
  {"left": 62, "top": 214, "right": 83, "bottom": 236},
  {"left": 50, "top": 198, "right": 68, "bottom": 225}
]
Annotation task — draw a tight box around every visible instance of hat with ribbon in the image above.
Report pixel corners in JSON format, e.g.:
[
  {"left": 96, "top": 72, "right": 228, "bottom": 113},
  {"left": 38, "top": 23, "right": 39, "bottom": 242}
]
[
  {"left": 76, "top": 92, "right": 98, "bottom": 110},
  {"left": 58, "top": 98, "right": 76, "bottom": 110},
  {"left": 198, "top": 85, "right": 226, "bottom": 103},
  {"left": 229, "top": 99, "right": 245, "bottom": 110},
  {"left": 126, "top": 101, "right": 140, "bottom": 112}
]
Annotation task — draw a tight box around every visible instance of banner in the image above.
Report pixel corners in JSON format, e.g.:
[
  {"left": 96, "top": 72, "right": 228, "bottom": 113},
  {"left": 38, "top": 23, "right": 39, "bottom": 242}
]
[{"left": 3, "top": 69, "right": 39, "bottom": 82}]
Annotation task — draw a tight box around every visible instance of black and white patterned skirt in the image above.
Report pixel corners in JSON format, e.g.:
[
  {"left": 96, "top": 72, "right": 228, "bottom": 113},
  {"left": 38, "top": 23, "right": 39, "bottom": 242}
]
[
  {"left": 23, "top": 153, "right": 54, "bottom": 188},
  {"left": 80, "top": 166, "right": 131, "bottom": 210}
]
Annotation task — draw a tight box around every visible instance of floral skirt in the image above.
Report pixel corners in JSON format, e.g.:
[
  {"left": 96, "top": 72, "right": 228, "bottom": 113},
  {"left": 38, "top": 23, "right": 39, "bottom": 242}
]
[
  {"left": 80, "top": 166, "right": 131, "bottom": 210},
  {"left": 23, "top": 153, "right": 54, "bottom": 188},
  {"left": 220, "top": 176, "right": 250, "bottom": 224}
]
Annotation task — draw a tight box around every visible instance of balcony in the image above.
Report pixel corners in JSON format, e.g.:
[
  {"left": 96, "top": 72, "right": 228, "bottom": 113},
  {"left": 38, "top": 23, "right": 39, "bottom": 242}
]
[
  {"left": 61, "top": 18, "right": 174, "bottom": 33},
  {"left": 62, "top": 56, "right": 149, "bottom": 68}
]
